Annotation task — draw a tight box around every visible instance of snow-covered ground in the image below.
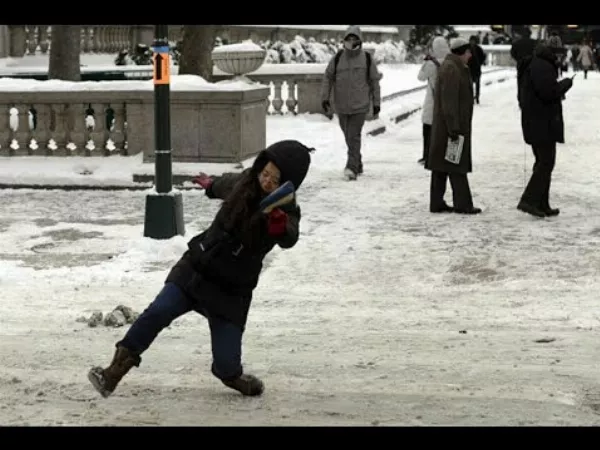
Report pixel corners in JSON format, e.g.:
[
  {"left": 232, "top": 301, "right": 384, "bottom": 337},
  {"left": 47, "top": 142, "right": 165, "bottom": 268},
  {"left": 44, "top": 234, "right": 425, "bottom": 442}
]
[{"left": 2, "top": 69, "right": 600, "bottom": 426}]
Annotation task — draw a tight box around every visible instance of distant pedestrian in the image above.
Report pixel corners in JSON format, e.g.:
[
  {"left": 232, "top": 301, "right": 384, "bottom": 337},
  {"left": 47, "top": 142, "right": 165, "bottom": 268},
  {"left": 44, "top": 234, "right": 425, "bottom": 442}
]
[
  {"left": 468, "top": 35, "right": 486, "bottom": 104},
  {"left": 321, "top": 25, "right": 382, "bottom": 181},
  {"left": 417, "top": 36, "right": 450, "bottom": 165}
]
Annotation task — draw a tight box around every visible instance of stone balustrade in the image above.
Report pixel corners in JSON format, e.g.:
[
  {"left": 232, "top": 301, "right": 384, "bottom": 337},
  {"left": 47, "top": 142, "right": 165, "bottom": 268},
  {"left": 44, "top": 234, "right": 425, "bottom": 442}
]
[
  {"left": 0, "top": 79, "right": 269, "bottom": 163},
  {"left": 3, "top": 25, "right": 403, "bottom": 58},
  {"left": 481, "top": 45, "right": 514, "bottom": 67},
  {"left": 213, "top": 65, "right": 325, "bottom": 115}
]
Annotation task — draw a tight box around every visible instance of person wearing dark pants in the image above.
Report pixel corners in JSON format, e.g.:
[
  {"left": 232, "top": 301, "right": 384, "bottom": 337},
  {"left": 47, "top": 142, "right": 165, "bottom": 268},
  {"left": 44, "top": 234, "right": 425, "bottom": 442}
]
[
  {"left": 116, "top": 282, "right": 244, "bottom": 383},
  {"left": 518, "top": 44, "right": 573, "bottom": 217},
  {"left": 338, "top": 112, "right": 367, "bottom": 176},
  {"left": 519, "top": 143, "right": 558, "bottom": 217},
  {"left": 87, "top": 140, "right": 313, "bottom": 398},
  {"left": 430, "top": 171, "right": 474, "bottom": 212},
  {"left": 422, "top": 124, "right": 432, "bottom": 164},
  {"left": 425, "top": 38, "right": 482, "bottom": 215}
]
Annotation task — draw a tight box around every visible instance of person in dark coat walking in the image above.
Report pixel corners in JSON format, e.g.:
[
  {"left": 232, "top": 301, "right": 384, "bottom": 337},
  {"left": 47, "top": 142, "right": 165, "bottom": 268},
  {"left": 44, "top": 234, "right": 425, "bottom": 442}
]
[
  {"left": 511, "top": 27, "right": 537, "bottom": 106},
  {"left": 468, "top": 35, "right": 486, "bottom": 104},
  {"left": 426, "top": 38, "right": 482, "bottom": 215},
  {"left": 87, "top": 140, "right": 313, "bottom": 398},
  {"left": 517, "top": 44, "right": 573, "bottom": 217}
]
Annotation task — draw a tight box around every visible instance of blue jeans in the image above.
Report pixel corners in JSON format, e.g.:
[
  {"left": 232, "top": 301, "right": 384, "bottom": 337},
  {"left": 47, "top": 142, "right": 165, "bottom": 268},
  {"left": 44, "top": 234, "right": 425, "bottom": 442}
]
[{"left": 118, "top": 282, "right": 244, "bottom": 381}]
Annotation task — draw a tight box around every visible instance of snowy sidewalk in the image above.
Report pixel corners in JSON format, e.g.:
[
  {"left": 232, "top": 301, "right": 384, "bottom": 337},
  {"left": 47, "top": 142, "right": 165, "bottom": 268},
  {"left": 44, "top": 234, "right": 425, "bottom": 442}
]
[{"left": 2, "top": 70, "right": 600, "bottom": 426}]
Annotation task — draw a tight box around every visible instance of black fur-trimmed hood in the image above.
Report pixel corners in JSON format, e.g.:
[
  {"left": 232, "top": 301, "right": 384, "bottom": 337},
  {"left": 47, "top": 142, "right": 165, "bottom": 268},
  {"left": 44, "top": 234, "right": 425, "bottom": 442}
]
[{"left": 251, "top": 140, "right": 314, "bottom": 190}]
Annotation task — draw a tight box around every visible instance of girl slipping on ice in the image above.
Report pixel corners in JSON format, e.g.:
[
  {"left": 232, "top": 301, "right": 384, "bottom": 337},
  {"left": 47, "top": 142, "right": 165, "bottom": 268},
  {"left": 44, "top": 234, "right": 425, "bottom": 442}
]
[{"left": 88, "top": 140, "right": 313, "bottom": 397}]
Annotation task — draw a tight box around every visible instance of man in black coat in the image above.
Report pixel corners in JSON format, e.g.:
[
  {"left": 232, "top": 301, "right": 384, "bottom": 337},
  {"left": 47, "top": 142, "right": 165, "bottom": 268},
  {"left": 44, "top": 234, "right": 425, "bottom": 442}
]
[
  {"left": 511, "top": 27, "right": 537, "bottom": 107},
  {"left": 517, "top": 44, "right": 573, "bottom": 217},
  {"left": 468, "top": 35, "right": 486, "bottom": 104}
]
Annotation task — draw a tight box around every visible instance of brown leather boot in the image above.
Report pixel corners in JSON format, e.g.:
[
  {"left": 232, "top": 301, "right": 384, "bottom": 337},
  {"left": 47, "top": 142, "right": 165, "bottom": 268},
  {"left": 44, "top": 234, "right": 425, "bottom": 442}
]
[
  {"left": 88, "top": 345, "right": 141, "bottom": 398},
  {"left": 222, "top": 373, "right": 264, "bottom": 396}
]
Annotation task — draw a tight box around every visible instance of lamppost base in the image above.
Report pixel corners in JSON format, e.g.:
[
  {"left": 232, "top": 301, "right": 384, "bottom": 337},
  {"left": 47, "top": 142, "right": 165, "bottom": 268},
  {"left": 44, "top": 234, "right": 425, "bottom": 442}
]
[{"left": 143, "top": 191, "right": 185, "bottom": 239}]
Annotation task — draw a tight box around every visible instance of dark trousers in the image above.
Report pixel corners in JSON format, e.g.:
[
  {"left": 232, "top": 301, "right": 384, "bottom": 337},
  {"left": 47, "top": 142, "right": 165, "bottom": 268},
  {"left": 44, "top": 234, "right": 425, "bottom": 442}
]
[
  {"left": 422, "top": 123, "right": 432, "bottom": 161},
  {"left": 472, "top": 73, "right": 481, "bottom": 102},
  {"left": 118, "top": 282, "right": 244, "bottom": 381},
  {"left": 520, "top": 142, "right": 556, "bottom": 210},
  {"left": 430, "top": 170, "right": 474, "bottom": 210},
  {"left": 338, "top": 113, "right": 366, "bottom": 173}
]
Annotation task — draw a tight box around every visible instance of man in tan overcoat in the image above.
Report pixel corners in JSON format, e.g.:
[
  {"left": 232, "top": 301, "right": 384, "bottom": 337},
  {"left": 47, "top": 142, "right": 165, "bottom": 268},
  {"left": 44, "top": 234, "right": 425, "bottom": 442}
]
[{"left": 425, "top": 37, "right": 482, "bottom": 214}]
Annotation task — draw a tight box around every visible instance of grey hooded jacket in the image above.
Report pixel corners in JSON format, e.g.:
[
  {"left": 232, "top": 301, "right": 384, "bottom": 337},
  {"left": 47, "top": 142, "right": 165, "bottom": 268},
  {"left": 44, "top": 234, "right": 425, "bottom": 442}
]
[{"left": 320, "top": 25, "right": 382, "bottom": 115}]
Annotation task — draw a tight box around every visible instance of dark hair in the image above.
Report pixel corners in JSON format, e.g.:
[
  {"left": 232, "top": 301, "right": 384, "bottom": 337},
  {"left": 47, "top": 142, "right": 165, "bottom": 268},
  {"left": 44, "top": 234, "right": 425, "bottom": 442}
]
[{"left": 220, "top": 168, "right": 267, "bottom": 248}]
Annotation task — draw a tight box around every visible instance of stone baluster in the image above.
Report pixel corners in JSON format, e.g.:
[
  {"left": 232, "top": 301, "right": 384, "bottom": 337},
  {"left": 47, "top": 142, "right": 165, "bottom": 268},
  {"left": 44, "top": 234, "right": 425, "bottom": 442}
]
[
  {"left": 48, "top": 105, "right": 68, "bottom": 156},
  {"left": 271, "top": 80, "right": 284, "bottom": 115},
  {"left": 112, "top": 26, "right": 123, "bottom": 52},
  {"left": 92, "top": 26, "right": 105, "bottom": 53},
  {"left": 103, "top": 27, "right": 112, "bottom": 53},
  {"left": 100, "top": 26, "right": 110, "bottom": 53},
  {"left": 0, "top": 105, "right": 11, "bottom": 153},
  {"left": 117, "top": 26, "right": 128, "bottom": 51},
  {"left": 28, "top": 104, "right": 50, "bottom": 156},
  {"left": 7, "top": 106, "right": 18, "bottom": 156},
  {"left": 39, "top": 26, "right": 50, "bottom": 54},
  {"left": 81, "top": 27, "right": 93, "bottom": 53},
  {"left": 26, "top": 25, "right": 38, "bottom": 55},
  {"left": 13, "top": 105, "right": 30, "bottom": 156},
  {"left": 87, "top": 103, "right": 106, "bottom": 153},
  {"left": 67, "top": 104, "right": 86, "bottom": 156},
  {"left": 107, "top": 103, "right": 127, "bottom": 155},
  {"left": 285, "top": 80, "right": 297, "bottom": 115},
  {"left": 108, "top": 27, "right": 118, "bottom": 53}
]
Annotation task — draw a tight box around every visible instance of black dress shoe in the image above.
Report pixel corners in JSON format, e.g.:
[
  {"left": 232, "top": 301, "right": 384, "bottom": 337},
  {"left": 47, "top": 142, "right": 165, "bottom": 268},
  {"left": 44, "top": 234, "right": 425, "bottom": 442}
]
[
  {"left": 430, "top": 203, "right": 454, "bottom": 213},
  {"left": 517, "top": 201, "right": 545, "bottom": 218},
  {"left": 543, "top": 207, "right": 560, "bottom": 216},
  {"left": 454, "top": 206, "right": 482, "bottom": 214}
]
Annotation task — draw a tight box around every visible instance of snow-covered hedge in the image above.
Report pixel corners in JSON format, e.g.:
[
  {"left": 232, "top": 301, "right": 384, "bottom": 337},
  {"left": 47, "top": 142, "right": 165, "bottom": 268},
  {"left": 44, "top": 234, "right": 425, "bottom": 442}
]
[
  {"left": 249, "top": 36, "right": 407, "bottom": 64},
  {"left": 115, "top": 35, "right": 408, "bottom": 66}
]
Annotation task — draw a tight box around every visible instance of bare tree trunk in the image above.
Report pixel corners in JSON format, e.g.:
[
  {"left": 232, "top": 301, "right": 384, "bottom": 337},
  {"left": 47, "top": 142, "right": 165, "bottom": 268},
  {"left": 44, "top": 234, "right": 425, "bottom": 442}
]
[
  {"left": 48, "top": 25, "right": 81, "bottom": 81},
  {"left": 178, "top": 25, "right": 218, "bottom": 82}
]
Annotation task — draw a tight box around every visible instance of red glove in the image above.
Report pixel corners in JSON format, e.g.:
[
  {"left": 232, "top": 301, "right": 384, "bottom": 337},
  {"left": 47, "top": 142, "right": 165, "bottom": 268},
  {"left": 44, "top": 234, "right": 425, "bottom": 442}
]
[
  {"left": 267, "top": 208, "right": 287, "bottom": 236},
  {"left": 192, "top": 172, "right": 212, "bottom": 189}
]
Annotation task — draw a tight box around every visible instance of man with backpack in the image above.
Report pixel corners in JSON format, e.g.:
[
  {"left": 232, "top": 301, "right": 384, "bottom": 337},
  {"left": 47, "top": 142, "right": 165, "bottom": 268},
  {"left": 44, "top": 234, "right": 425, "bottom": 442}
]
[{"left": 321, "top": 25, "right": 382, "bottom": 181}]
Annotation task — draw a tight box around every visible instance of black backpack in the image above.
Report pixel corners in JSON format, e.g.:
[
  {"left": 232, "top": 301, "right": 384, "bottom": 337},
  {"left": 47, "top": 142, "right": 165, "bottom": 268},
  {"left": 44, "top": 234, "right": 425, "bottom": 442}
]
[{"left": 333, "top": 49, "right": 372, "bottom": 81}]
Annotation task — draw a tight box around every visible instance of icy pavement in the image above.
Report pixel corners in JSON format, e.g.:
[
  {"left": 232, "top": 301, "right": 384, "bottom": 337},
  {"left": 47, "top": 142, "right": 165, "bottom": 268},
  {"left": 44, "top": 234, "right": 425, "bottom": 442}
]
[{"left": 2, "top": 71, "right": 600, "bottom": 426}]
